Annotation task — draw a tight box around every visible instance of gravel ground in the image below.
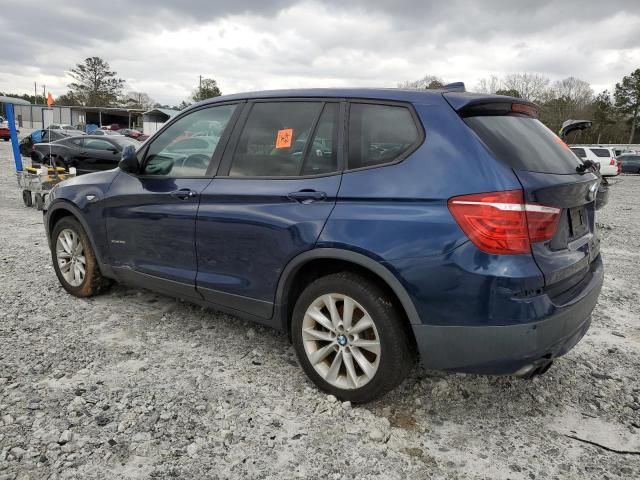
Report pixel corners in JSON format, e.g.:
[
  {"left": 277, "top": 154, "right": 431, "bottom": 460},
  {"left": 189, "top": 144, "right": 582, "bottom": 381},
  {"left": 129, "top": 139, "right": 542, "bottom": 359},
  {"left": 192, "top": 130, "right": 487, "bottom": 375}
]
[{"left": 1, "top": 140, "right": 639, "bottom": 480}]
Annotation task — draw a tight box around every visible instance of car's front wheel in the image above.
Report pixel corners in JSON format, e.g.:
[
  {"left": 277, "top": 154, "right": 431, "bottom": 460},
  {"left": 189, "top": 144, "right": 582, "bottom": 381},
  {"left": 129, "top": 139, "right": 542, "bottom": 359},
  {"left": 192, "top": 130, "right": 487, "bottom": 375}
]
[
  {"left": 292, "top": 272, "right": 414, "bottom": 403},
  {"left": 51, "top": 217, "right": 110, "bottom": 297}
]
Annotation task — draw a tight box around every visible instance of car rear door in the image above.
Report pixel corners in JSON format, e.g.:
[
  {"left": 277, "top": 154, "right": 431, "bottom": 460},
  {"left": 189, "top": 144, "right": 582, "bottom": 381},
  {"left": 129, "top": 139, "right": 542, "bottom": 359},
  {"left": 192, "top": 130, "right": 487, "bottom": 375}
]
[
  {"left": 460, "top": 106, "right": 601, "bottom": 299},
  {"left": 195, "top": 99, "right": 343, "bottom": 319},
  {"left": 105, "top": 103, "right": 241, "bottom": 299}
]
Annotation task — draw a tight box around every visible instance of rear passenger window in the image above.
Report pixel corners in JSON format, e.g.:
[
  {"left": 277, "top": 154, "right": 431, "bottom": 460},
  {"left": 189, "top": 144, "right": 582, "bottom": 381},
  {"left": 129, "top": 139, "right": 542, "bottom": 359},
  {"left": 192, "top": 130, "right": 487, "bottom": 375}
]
[
  {"left": 230, "top": 102, "right": 337, "bottom": 177},
  {"left": 84, "top": 139, "right": 114, "bottom": 150},
  {"left": 348, "top": 104, "right": 419, "bottom": 169},
  {"left": 590, "top": 148, "right": 610, "bottom": 158}
]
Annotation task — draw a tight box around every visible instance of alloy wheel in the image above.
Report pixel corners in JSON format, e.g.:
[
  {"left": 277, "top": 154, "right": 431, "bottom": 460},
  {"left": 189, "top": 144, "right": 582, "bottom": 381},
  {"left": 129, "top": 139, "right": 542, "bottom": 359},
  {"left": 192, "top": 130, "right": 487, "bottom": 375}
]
[
  {"left": 302, "top": 293, "right": 381, "bottom": 390},
  {"left": 56, "top": 228, "right": 86, "bottom": 287}
]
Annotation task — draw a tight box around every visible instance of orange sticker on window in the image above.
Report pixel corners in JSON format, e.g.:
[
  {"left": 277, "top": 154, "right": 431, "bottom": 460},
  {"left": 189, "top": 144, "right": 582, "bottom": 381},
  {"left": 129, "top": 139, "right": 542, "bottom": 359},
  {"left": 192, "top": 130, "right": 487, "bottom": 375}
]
[{"left": 275, "top": 128, "right": 293, "bottom": 149}]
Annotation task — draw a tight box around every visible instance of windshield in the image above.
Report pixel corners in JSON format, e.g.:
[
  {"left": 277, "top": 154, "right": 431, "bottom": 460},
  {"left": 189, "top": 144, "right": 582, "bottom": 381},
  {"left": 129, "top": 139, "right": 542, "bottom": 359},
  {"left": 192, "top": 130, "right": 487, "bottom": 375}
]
[{"left": 465, "top": 115, "right": 583, "bottom": 174}]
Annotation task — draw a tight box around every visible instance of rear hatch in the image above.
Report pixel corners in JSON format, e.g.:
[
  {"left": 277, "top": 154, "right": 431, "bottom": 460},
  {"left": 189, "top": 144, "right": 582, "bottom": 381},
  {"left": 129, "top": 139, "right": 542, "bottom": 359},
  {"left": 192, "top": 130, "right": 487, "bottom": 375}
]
[{"left": 445, "top": 93, "right": 601, "bottom": 301}]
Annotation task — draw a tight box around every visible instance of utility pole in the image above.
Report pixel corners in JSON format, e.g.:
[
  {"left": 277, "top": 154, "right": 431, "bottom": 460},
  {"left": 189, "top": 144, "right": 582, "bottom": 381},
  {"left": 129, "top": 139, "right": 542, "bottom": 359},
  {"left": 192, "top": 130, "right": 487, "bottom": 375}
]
[
  {"left": 34, "top": 82, "right": 37, "bottom": 104},
  {"left": 42, "top": 85, "right": 46, "bottom": 103}
]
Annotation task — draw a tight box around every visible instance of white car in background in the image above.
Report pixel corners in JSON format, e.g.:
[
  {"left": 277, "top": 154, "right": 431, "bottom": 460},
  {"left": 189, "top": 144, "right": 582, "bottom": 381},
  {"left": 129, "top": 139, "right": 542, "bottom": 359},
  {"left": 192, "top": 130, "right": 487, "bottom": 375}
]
[{"left": 570, "top": 146, "right": 620, "bottom": 177}]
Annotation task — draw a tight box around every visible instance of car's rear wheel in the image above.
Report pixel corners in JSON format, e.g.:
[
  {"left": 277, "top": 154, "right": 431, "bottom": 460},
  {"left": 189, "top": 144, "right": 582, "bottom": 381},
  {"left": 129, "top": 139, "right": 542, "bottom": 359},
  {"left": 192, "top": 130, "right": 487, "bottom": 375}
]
[
  {"left": 51, "top": 217, "right": 110, "bottom": 297},
  {"left": 291, "top": 272, "right": 414, "bottom": 403}
]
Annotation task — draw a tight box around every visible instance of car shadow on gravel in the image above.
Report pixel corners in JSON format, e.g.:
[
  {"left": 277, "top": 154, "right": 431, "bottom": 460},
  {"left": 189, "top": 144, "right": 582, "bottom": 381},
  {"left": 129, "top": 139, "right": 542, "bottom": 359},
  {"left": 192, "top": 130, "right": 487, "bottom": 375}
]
[{"left": 89, "top": 282, "right": 617, "bottom": 425}]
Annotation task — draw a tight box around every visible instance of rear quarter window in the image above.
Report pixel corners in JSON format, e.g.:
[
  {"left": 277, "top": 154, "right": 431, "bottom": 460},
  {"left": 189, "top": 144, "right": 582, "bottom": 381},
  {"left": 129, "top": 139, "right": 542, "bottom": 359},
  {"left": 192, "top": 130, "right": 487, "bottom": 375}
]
[
  {"left": 464, "top": 116, "right": 582, "bottom": 174},
  {"left": 348, "top": 103, "right": 420, "bottom": 170},
  {"left": 589, "top": 148, "right": 611, "bottom": 158}
]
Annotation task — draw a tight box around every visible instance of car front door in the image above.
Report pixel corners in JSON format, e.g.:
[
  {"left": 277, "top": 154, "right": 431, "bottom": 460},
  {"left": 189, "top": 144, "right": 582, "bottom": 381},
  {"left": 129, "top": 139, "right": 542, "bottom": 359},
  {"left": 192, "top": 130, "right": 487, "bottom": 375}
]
[
  {"left": 196, "top": 100, "right": 343, "bottom": 320},
  {"left": 104, "top": 103, "right": 241, "bottom": 299}
]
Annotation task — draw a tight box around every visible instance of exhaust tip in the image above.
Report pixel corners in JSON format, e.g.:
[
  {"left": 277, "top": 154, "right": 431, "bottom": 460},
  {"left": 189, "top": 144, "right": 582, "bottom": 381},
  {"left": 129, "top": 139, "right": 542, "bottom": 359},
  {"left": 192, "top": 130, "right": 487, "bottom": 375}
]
[
  {"left": 513, "top": 359, "right": 554, "bottom": 379},
  {"left": 514, "top": 364, "right": 537, "bottom": 378}
]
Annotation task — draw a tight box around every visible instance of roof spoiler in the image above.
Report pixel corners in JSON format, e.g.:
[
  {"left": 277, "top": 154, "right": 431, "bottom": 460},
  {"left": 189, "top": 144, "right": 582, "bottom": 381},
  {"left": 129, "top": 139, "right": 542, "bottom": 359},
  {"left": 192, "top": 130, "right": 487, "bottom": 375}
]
[
  {"left": 443, "top": 92, "right": 539, "bottom": 118},
  {"left": 440, "top": 82, "right": 466, "bottom": 92}
]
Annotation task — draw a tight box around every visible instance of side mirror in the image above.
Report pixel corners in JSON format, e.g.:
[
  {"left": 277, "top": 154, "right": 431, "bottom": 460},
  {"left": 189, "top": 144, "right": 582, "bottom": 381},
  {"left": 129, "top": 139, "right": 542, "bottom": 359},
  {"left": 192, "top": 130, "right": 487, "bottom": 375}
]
[{"left": 119, "top": 145, "right": 139, "bottom": 173}]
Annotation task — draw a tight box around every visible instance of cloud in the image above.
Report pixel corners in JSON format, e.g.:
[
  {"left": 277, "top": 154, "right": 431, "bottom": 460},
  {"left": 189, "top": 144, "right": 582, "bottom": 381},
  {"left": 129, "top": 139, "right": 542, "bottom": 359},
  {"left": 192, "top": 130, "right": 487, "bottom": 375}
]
[{"left": 0, "top": 0, "right": 638, "bottom": 105}]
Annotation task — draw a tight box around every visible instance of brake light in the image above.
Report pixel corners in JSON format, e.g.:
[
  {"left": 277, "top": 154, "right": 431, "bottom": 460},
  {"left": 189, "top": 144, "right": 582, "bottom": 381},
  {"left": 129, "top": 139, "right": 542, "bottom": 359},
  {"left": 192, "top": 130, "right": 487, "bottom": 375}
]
[
  {"left": 448, "top": 190, "right": 561, "bottom": 255},
  {"left": 609, "top": 158, "right": 616, "bottom": 166},
  {"left": 511, "top": 103, "right": 539, "bottom": 117},
  {"left": 617, "top": 160, "right": 622, "bottom": 173}
]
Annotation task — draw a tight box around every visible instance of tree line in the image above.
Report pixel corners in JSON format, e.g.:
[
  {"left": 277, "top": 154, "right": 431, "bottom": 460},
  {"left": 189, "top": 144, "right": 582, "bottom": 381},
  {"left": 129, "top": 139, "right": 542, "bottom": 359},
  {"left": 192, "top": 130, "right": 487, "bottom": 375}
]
[
  {"left": 400, "top": 69, "right": 640, "bottom": 144},
  {"left": 1, "top": 57, "right": 222, "bottom": 113},
  {"left": 4, "top": 57, "right": 639, "bottom": 144}
]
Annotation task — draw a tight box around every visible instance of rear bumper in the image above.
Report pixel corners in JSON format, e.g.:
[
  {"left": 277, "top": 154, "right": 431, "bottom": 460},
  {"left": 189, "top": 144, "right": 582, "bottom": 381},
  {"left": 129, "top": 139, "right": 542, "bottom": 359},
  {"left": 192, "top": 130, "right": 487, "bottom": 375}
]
[{"left": 412, "top": 255, "right": 603, "bottom": 374}]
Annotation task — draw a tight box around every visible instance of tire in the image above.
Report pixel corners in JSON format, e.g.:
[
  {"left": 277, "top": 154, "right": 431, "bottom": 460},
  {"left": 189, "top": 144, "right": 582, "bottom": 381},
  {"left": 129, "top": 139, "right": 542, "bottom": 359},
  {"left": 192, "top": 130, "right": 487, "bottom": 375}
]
[
  {"left": 51, "top": 217, "right": 110, "bottom": 297},
  {"left": 22, "top": 190, "right": 33, "bottom": 207},
  {"left": 291, "top": 272, "right": 414, "bottom": 403},
  {"left": 34, "top": 193, "right": 44, "bottom": 211},
  {"left": 3, "top": 138, "right": 9, "bottom": 142}
]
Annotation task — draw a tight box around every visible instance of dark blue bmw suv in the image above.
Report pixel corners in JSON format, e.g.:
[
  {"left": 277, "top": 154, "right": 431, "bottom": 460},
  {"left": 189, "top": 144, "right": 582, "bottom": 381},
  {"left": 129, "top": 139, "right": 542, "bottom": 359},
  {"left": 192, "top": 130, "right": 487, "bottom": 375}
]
[{"left": 44, "top": 86, "right": 604, "bottom": 402}]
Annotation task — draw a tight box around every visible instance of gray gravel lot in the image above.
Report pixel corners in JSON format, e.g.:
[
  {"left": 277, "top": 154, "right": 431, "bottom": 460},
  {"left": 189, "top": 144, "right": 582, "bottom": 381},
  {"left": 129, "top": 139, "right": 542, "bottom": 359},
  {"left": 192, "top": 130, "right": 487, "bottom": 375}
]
[{"left": 1, "top": 140, "right": 639, "bottom": 479}]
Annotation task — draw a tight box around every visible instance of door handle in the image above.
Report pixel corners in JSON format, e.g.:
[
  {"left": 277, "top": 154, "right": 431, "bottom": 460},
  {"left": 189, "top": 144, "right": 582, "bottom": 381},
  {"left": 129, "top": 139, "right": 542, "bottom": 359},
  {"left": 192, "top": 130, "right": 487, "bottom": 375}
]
[
  {"left": 287, "top": 190, "right": 326, "bottom": 204},
  {"left": 170, "top": 188, "right": 198, "bottom": 200}
]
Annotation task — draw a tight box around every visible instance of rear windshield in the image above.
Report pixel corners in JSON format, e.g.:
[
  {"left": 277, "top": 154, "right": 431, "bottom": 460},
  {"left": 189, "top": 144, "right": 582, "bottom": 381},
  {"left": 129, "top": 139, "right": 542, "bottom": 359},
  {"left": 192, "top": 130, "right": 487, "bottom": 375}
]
[
  {"left": 464, "top": 115, "right": 582, "bottom": 174},
  {"left": 589, "top": 148, "right": 611, "bottom": 157}
]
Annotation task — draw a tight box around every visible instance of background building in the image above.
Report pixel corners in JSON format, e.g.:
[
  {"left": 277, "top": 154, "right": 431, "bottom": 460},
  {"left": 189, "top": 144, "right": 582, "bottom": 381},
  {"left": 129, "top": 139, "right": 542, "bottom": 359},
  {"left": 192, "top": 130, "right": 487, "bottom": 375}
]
[
  {"left": 0, "top": 96, "right": 144, "bottom": 130},
  {"left": 142, "top": 108, "right": 179, "bottom": 135}
]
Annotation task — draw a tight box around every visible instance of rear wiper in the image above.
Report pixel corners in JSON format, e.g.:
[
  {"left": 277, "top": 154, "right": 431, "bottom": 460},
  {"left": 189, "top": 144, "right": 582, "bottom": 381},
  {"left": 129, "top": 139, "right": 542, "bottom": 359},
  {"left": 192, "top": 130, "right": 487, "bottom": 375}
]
[{"left": 576, "top": 160, "right": 596, "bottom": 173}]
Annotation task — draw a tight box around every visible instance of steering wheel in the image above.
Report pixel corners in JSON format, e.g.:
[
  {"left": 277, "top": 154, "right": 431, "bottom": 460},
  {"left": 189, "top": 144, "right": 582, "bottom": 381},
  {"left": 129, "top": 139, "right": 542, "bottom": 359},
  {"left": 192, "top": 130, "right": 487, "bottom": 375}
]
[{"left": 179, "top": 154, "right": 210, "bottom": 171}]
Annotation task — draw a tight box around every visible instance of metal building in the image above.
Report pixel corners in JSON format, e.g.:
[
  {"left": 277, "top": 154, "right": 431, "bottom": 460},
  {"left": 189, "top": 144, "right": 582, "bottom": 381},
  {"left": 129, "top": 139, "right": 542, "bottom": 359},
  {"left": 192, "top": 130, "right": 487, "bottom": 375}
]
[
  {"left": 0, "top": 96, "right": 144, "bottom": 130},
  {"left": 142, "top": 108, "right": 179, "bottom": 135}
]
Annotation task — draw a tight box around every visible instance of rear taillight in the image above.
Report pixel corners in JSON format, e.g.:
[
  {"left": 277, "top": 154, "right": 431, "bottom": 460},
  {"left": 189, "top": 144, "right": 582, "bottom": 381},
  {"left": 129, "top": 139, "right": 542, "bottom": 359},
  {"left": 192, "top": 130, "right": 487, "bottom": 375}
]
[
  {"left": 617, "top": 160, "right": 622, "bottom": 173},
  {"left": 609, "top": 158, "right": 616, "bottom": 166},
  {"left": 448, "top": 190, "right": 561, "bottom": 255}
]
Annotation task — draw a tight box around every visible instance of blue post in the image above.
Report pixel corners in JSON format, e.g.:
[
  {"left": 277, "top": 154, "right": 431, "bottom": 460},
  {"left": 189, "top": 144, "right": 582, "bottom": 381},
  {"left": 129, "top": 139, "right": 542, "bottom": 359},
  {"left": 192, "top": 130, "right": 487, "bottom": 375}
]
[{"left": 5, "top": 103, "right": 23, "bottom": 171}]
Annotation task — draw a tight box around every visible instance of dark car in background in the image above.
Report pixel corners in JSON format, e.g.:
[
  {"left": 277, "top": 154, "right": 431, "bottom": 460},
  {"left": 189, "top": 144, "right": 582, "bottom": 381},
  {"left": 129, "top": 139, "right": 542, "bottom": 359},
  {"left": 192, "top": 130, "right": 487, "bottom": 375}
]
[
  {"left": 19, "top": 128, "right": 86, "bottom": 156},
  {"left": 44, "top": 87, "right": 603, "bottom": 402},
  {"left": 618, "top": 154, "right": 640, "bottom": 173},
  {"left": 91, "top": 128, "right": 124, "bottom": 136},
  {"left": 32, "top": 135, "right": 139, "bottom": 174}
]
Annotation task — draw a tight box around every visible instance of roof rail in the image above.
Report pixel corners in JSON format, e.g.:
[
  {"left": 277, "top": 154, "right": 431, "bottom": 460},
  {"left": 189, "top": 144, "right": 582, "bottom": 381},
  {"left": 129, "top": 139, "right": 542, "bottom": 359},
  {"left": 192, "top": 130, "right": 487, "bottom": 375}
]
[{"left": 440, "top": 82, "right": 466, "bottom": 92}]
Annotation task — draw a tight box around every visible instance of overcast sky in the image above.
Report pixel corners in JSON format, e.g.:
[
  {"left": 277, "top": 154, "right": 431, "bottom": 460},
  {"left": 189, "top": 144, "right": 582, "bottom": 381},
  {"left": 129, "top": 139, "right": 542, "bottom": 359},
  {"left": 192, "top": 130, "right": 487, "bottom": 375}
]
[{"left": 1, "top": 0, "right": 639, "bottom": 105}]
